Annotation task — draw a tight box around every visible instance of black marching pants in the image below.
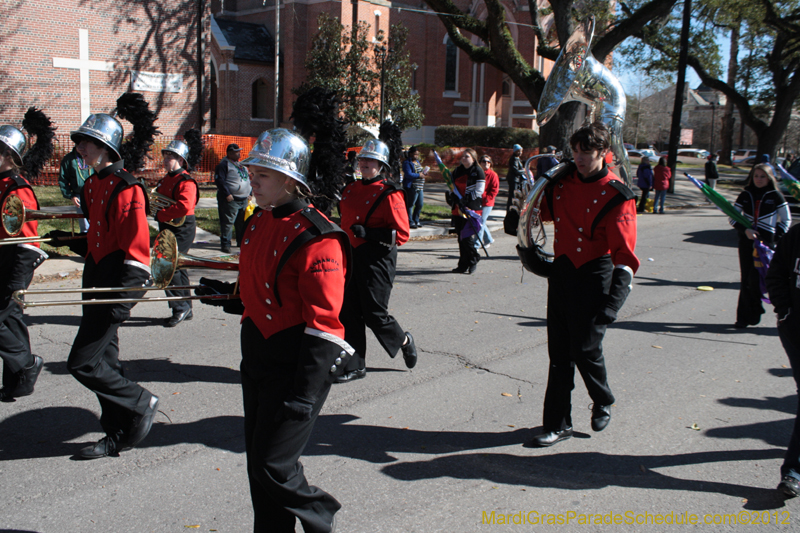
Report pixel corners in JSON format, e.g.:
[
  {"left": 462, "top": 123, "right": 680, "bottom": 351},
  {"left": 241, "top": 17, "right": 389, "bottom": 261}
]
[
  {"left": 159, "top": 216, "right": 196, "bottom": 314},
  {"left": 340, "top": 243, "right": 406, "bottom": 372},
  {"left": 0, "top": 297, "right": 34, "bottom": 387},
  {"left": 542, "top": 256, "right": 616, "bottom": 431},
  {"left": 736, "top": 236, "right": 765, "bottom": 325},
  {"left": 0, "top": 265, "right": 35, "bottom": 385},
  {"left": 67, "top": 258, "right": 152, "bottom": 437},
  {"left": 240, "top": 319, "right": 340, "bottom": 533}
]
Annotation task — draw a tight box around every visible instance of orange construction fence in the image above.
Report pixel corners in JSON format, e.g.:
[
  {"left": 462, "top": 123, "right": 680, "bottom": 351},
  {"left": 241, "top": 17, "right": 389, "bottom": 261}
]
[{"left": 34, "top": 134, "right": 364, "bottom": 187}]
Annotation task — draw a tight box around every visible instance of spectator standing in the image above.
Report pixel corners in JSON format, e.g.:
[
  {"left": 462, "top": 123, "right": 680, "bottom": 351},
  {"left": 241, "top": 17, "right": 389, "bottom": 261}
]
[
  {"left": 477, "top": 155, "right": 499, "bottom": 247},
  {"left": 505, "top": 144, "right": 524, "bottom": 211},
  {"left": 214, "top": 143, "right": 251, "bottom": 254},
  {"left": 447, "top": 149, "right": 485, "bottom": 274},
  {"left": 402, "top": 146, "right": 428, "bottom": 228},
  {"left": 705, "top": 153, "right": 720, "bottom": 191},
  {"left": 58, "top": 146, "right": 91, "bottom": 232},
  {"left": 636, "top": 157, "right": 654, "bottom": 213},
  {"left": 536, "top": 145, "right": 559, "bottom": 178},
  {"left": 653, "top": 157, "right": 672, "bottom": 214}
]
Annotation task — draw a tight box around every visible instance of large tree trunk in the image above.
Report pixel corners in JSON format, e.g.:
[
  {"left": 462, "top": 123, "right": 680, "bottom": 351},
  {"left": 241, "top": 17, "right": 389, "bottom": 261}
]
[
  {"left": 718, "top": 23, "right": 739, "bottom": 166},
  {"left": 539, "top": 102, "right": 581, "bottom": 153}
]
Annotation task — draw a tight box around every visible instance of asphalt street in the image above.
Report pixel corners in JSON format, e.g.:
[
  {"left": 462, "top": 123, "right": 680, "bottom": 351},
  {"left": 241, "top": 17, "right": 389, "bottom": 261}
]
[{"left": 2, "top": 186, "right": 799, "bottom": 531}]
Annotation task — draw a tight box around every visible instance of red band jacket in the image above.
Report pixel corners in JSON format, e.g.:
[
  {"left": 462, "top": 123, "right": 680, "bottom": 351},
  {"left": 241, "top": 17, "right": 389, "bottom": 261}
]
[
  {"left": 80, "top": 160, "right": 151, "bottom": 274},
  {"left": 154, "top": 169, "right": 199, "bottom": 223},
  {"left": 541, "top": 166, "right": 639, "bottom": 274},
  {"left": 0, "top": 170, "right": 48, "bottom": 297},
  {"left": 239, "top": 199, "right": 354, "bottom": 402},
  {"left": 339, "top": 176, "right": 410, "bottom": 248}
]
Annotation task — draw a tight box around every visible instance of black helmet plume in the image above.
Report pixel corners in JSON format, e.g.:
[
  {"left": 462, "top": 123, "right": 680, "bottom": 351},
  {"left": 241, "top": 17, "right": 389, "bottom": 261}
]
[
  {"left": 115, "top": 92, "right": 160, "bottom": 172},
  {"left": 290, "top": 87, "right": 348, "bottom": 216},
  {"left": 21, "top": 107, "right": 56, "bottom": 180}
]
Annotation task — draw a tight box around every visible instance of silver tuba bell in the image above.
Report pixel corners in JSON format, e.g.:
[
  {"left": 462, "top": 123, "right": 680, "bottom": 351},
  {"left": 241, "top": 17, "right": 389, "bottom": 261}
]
[{"left": 516, "top": 16, "right": 631, "bottom": 277}]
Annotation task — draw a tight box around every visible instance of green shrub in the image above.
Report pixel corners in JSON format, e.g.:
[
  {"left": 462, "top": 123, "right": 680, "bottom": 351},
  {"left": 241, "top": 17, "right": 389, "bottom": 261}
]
[{"left": 434, "top": 126, "right": 538, "bottom": 149}]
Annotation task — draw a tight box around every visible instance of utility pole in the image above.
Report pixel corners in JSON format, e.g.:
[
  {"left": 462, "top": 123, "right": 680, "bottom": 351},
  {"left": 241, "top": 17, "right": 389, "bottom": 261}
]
[
  {"left": 197, "top": 0, "right": 204, "bottom": 129},
  {"left": 273, "top": 0, "right": 280, "bottom": 126},
  {"left": 667, "top": 0, "right": 691, "bottom": 193}
]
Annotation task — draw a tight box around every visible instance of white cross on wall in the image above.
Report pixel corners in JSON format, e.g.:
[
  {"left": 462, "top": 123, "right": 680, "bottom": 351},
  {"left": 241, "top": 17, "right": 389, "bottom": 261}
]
[{"left": 53, "top": 29, "right": 115, "bottom": 122}]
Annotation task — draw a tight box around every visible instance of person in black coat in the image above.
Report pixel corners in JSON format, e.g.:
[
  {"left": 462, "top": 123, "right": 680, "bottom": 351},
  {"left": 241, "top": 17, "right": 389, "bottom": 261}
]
[
  {"left": 766, "top": 223, "right": 800, "bottom": 498},
  {"left": 447, "top": 148, "right": 485, "bottom": 274},
  {"left": 730, "top": 164, "right": 791, "bottom": 328},
  {"left": 505, "top": 144, "right": 524, "bottom": 211}
]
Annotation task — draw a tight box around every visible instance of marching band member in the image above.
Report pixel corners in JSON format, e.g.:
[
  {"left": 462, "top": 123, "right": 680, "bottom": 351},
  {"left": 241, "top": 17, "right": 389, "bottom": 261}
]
[
  {"left": 336, "top": 139, "right": 417, "bottom": 383},
  {"left": 0, "top": 108, "right": 54, "bottom": 401},
  {"left": 66, "top": 93, "right": 160, "bottom": 459},
  {"left": 154, "top": 130, "right": 203, "bottom": 327},
  {"left": 528, "top": 122, "right": 639, "bottom": 447},
  {"left": 197, "top": 129, "right": 350, "bottom": 532}
]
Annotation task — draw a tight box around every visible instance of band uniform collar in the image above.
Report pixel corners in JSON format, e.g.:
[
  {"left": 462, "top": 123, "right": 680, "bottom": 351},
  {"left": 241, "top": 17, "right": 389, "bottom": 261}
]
[
  {"left": 271, "top": 197, "right": 310, "bottom": 219},
  {"left": 0, "top": 169, "right": 19, "bottom": 180},
  {"left": 96, "top": 160, "right": 125, "bottom": 180},
  {"left": 578, "top": 164, "right": 609, "bottom": 184}
]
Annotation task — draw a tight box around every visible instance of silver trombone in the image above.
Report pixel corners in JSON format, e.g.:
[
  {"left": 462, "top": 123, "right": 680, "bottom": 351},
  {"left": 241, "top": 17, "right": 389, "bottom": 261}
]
[{"left": 13, "top": 229, "right": 239, "bottom": 308}]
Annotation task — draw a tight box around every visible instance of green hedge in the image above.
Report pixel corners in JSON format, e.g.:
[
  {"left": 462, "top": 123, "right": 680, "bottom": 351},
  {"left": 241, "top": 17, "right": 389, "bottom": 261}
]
[{"left": 434, "top": 126, "right": 538, "bottom": 149}]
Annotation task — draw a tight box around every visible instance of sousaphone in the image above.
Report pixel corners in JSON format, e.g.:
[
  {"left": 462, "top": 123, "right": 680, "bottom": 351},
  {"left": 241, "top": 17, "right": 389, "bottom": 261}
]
[{"left": 516, "top": 17, "right": 632, "bottom": 277}]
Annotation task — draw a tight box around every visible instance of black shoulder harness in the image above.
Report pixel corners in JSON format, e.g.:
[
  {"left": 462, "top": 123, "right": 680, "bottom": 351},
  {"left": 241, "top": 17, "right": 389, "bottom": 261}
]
[
  {"left": 171, "top": 171, "right": 199, "bottom": 206},
  {"left": 104, "top": 169, "right": 150, "bottom": 227},
  {"left": 0, "top": 175, "right": 37, "bottom": 209},
  {"left": 590, "top": 180, "right": 635, "bottom": 239},
  {"left": 273, "top": 206, "right": 352, "bottom": 307},
  {"left": 364, "top": 180, "right": 402, "bottom": 226}
]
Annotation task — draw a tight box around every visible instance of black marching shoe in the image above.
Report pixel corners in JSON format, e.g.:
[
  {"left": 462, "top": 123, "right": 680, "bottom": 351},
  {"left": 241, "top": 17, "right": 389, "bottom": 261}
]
[
  {"left": 591, "top": 404, "right": 612, "bottom": 432},
  {"left": 125, "top": 394, "right": 160, "bottom": 449},
  {"left": 165, "top": 309, "right": 193, "bottom": 328},
  {"left": 334, "top": 368, "right": 366, "bottom": 384},
  {"left": 531, "top": 427, "right": 573, "bottom": 447},
  {"left": 221, "top": 245, "right": 231, "bottom": 254},
  {"left": 0, "top": 355, "right": 44, "bottom": 402},
  {"left": 79, "top": 435, "right": 120, "bottom": 460},
  {"left": 451, "top": 267, "right": 468, "bottom": 274},
  {"left": 401, "top": 332, "right": 417, "bottom": 369},
  {"left": 778, "top": 476, "right": 800, "bottom": 498}
]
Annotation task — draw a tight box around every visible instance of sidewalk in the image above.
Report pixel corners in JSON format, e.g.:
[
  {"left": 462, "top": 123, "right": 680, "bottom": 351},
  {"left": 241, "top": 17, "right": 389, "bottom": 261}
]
[{"left": 32, "top": 167, "right": 743, "bottom": 281}]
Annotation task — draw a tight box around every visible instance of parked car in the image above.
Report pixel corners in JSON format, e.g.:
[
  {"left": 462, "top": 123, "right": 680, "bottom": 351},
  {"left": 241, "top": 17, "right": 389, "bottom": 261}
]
[
  {"left": 737, "top": 155, "right": 758, "bottom": 166},
  {"left": 676, "top": 148, "right": 711, "bottom": 159},
  {"left": 628, "top": 149, "right": 659, "bottom": 161},
  {"left": 733, "top": 149, "right": 757, "bottom": 165}
]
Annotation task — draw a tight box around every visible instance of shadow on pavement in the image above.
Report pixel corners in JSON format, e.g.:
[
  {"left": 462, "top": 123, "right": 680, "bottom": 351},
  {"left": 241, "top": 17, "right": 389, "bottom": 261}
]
[
  {"left": 683, "top": 229, "right": 738, "bottom": 248},
  {"left": 43, "top": 358, "right": 241, "bottom": 385},
  {"left": 379, "top": 448, "right": 788, "bottom": 510},
  {"left": 0, "top": 406, "right": 245, "bottom": 460}
]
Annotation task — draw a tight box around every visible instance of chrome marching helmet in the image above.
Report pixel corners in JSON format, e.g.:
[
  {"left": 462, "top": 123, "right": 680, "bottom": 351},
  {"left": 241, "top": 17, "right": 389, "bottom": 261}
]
[
  {"left": 0, "top": 125, "right": 27, "bottom": 166},
  {"left": 515, "top": 16, "right": 632, "bottom": 278},
  {"left": 162, "top": 140, "right": 190, "bottom": 167},
  {"left": 358, "top": 139, "right": 390, "bottom": 167},
  {"left": 70, "top": 113, "right": 124, "bottom": 160},
  {"left": 242, "top": 128, "right": 311, "bottom": 190}
]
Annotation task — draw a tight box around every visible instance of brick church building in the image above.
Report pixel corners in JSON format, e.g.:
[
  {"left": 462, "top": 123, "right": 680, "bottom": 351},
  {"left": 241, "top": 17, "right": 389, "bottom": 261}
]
[{"left": 0, "top": 0, "right": 552, "bottom": 145}]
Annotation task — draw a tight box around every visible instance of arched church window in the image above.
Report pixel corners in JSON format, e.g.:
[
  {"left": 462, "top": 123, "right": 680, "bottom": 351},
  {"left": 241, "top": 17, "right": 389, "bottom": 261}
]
[
  {"left": 252, "top": 79, "right": 269, "bottom": 119},
  {"left": 444, "top": 36, "right": 458, "bottom": 92}
]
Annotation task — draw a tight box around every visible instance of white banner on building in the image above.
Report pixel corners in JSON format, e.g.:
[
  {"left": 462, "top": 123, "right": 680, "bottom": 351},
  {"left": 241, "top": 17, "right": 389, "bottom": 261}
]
[{"left": 130, "top": 71, "right": 183, "bottom": 93}]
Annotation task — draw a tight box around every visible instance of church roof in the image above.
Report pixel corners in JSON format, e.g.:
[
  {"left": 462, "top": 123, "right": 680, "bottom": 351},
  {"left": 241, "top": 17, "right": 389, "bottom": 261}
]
[{"left": 215, "top": 18, "right": 275, "bottom": 63}]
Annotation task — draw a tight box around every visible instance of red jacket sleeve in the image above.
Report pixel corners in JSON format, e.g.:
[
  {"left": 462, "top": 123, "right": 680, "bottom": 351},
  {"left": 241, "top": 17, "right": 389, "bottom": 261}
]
[
  {"left": 483, "top": 170, "right": 500, "bottom": 206},
  {"left": 156, "top": 179, "right": 198, "bottom": 222},
  {"left": 605, "top": 199, "right": 640, "bottom": 274},
  {"left": 295, "top": 235, "right": 347, "bottom": 336},
  {"left": 111, "top": 185, "right": 151, "bottom": 266},
  {"left": 369, "top": 189, "right": 410, "bottom": 246}
]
